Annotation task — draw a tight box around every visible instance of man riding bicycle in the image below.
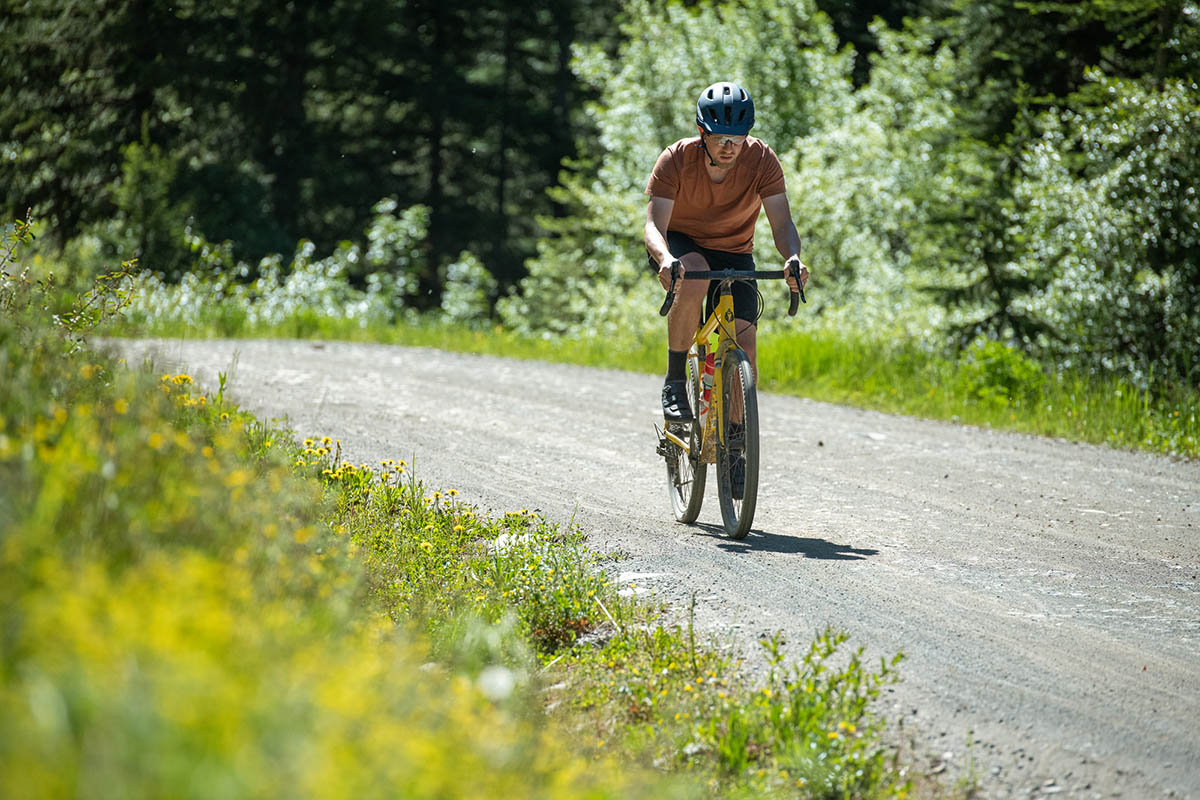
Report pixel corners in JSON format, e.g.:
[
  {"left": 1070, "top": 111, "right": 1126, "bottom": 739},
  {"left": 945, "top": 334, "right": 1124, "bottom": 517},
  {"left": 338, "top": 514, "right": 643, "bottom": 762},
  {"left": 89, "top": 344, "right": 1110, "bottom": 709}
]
[{"left": 644, "top": 81, "right": 809, "bottom": 425}]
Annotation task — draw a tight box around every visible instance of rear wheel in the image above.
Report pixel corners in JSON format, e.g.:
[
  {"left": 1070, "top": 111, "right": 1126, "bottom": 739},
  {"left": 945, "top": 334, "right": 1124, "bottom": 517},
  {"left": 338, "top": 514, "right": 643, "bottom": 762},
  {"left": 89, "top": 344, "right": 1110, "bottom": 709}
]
[
  {"left": 666, "top": 347, "right": 707, "bottom": 522},
  {"left": 716, "top": 349, "right": 758, "bottom": 539}
]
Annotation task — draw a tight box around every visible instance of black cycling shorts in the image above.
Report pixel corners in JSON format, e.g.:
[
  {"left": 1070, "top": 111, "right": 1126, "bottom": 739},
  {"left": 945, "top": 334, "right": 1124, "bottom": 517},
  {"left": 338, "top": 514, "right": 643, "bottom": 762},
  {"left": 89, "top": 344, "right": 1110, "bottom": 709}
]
[{"left": 648, "top": 230, "right": 760, "bottom": 324}]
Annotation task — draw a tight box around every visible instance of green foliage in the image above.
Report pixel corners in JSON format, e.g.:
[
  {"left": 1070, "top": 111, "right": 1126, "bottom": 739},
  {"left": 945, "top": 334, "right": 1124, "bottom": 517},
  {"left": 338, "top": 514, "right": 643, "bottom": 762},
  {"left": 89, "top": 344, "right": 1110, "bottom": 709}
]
[
  {"left": 440, "top": 251, "right": 499, "bottom": 327},
  {"left": 0, "top": 0, "right": 174, "bottom": 236},
  {"left": 10, "top": 0, "right": 1198, "bottom": 387},
  {"left": 700, "top": 631, "right": 904, "bottom": 797},
  {"left": 93, "top": 134, "right": 197, "bottom": 280},
  {"left": 0, "top": 236, "right": 686, "bottom": 800},
  {"left": 759, "top": 327, "right": 1198, "bottom": 456},
  {"left": 1015, "top": 74, "right": 1200, "bottom": 383},
  {"left": 363, "top": 200, "right": 432, "bottom": 300},
  {"left": 560, "top": 624, "right": 909, "bottom": 799},
  {"left": 112, "top": 200, "right": 463, "bottom": 336},
  {"left": 337, "top": 465, "right": 612, "bottom": 654},
  {"left": 0, "top": 0, "right": 621, "bottom": 290},
  {"left": 953, "top": 340, "right": 1043, "bottom": 408},
  {"left": 1010, "top": 0, "right": 1200, "bottom": 85},
  {"left": 7, "top": 0, "right": 1199, "bottom": 387},
  {"left": 784, "top": 21, "right": 956, "bottom": 332},
  {"left": 814, "top": 0, "right": 931, "bottom": 85},
  {"left": 2, "top": 214, "right": 136, "bottom": 353}
]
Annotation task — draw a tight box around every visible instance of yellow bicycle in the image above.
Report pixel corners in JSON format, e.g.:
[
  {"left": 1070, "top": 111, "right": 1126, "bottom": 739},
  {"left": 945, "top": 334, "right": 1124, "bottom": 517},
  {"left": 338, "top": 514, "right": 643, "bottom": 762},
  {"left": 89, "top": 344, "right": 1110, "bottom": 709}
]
[{"left": 655, "top": 260, "right": 804, "bottom": 538}]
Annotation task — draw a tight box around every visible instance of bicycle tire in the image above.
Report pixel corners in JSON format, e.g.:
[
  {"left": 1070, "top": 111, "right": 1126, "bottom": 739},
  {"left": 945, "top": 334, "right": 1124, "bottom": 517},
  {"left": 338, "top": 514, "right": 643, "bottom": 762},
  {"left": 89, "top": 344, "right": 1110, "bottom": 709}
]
[
  {"left": 716, "top": 349, "right": 759, "bottom": 538},
  {"left": 666, "top": 347, "right": 707, "bottom": 523}
]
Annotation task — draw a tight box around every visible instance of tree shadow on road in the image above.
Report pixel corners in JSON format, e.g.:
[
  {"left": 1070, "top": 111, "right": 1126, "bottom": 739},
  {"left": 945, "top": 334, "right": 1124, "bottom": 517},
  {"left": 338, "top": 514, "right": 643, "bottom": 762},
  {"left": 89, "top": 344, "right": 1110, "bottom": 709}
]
[{"left": 690, "top": 522, "right": 878, "bottom": 560}]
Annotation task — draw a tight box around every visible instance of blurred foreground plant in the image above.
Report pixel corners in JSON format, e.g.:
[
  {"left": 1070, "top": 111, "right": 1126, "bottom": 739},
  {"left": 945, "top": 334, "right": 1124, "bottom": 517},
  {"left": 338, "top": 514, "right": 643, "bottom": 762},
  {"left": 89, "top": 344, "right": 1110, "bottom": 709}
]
[{"left": 0, "top": 220, "right": 687, "bottom": 800}]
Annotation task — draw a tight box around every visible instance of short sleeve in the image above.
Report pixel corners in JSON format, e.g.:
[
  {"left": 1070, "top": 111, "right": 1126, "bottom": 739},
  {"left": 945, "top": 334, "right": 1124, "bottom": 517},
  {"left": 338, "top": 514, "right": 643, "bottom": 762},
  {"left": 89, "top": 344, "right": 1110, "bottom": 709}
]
[
  {"left": 645, "top": 146, "right": 679, "bottom": 199},
  {"left": 756, "top": 145, "right": 786, "bottom": 198}
]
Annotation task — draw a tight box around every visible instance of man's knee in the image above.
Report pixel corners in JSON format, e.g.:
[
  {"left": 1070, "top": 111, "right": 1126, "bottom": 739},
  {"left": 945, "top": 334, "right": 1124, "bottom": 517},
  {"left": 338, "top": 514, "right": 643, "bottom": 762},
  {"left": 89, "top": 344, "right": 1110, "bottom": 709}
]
[{"left": 677, "top": 253, "right": 709, "bottom": 302}]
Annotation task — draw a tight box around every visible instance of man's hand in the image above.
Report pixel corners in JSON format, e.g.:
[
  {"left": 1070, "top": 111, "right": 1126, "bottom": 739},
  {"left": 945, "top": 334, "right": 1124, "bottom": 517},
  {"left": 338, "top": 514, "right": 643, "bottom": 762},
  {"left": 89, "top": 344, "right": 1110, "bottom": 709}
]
[
  {"left": 785, "top": 257, "right": 809, "bottom": 293},
  {"left": 658, "top": 258, "right": 682, "bottom": 290}
]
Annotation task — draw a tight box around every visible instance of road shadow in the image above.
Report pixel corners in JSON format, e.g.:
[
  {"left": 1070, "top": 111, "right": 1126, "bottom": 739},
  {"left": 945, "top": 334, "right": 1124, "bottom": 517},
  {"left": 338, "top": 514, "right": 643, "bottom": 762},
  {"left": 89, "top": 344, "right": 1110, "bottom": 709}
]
[{"left": 690, "top": 522, "right": 879, "bottom": 560}]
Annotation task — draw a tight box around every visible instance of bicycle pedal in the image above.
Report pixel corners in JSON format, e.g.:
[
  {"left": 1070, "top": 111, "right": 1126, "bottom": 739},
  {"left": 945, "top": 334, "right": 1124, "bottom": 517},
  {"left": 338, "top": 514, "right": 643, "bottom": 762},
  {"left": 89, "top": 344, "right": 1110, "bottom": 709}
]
[{"left": 653, "top": 423, "right": 670, "bottom": 458}]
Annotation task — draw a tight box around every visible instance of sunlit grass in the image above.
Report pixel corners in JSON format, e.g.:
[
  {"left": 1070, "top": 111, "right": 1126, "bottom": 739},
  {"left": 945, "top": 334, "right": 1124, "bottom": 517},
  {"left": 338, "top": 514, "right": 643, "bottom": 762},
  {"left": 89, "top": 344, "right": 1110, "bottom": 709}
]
[
  {"left": 756, "top": 330, "right": 1199, "bottom": 459},
  {"left": 307, "top": 438, "right": 910, "bottom": 797}
]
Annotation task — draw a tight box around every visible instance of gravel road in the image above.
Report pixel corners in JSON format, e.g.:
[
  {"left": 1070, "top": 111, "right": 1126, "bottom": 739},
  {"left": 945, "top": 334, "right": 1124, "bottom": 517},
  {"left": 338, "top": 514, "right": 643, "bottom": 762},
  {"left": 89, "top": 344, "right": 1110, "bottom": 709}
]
[{"left": 110, "top": 337, "right": 1200, "bottom": 799}]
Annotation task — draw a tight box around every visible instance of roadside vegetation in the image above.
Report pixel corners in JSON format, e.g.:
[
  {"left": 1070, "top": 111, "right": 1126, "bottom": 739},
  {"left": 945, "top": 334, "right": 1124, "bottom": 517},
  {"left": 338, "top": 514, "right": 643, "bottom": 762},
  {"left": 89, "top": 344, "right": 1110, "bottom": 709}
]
[{"left": 3, "top": 224, "right": 915, "bottom": 797}]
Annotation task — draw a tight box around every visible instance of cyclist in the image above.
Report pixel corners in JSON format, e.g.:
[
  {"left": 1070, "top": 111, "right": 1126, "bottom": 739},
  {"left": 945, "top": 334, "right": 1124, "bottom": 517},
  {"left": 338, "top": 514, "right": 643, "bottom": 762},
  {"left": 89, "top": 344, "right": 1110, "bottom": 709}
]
[{"left": 644, "top": 80, "right": 809, "bottom": 427}]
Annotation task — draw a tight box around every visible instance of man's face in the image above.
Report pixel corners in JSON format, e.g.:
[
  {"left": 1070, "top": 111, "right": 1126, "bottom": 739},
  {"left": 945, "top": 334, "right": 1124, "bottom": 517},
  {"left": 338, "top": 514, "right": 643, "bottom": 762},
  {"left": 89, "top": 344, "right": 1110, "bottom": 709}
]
[{"left": 703, "top": 131, "right": 746, "bottom": 169}]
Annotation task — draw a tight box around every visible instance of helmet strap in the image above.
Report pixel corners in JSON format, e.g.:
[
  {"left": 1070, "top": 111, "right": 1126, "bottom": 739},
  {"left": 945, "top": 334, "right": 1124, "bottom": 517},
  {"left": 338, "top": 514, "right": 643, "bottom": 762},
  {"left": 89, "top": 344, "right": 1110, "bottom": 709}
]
[{"left": 696, "top": 129, "right": 718, "bottom": 167}]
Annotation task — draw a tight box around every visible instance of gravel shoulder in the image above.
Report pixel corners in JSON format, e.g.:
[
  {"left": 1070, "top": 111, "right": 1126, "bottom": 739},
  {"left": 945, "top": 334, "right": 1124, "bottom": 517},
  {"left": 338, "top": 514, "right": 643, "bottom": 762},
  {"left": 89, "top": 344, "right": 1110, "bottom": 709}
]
[{"left": 109, "top": 337, "right": 1200, "bottom": 799}]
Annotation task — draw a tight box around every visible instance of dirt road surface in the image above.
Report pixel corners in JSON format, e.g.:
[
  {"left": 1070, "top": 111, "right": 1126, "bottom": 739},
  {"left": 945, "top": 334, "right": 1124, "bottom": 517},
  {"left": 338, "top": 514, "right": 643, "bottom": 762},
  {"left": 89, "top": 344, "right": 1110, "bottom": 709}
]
[{"left": 110, "top": 338, "right": 1200, "bottom": 799}]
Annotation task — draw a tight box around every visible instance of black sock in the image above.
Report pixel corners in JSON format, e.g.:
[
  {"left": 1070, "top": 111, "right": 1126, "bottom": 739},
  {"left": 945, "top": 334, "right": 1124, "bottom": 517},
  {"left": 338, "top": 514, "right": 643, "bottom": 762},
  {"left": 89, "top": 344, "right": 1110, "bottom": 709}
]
[{"left": 666, "top": 349, "right": 687, "bottom": 382}]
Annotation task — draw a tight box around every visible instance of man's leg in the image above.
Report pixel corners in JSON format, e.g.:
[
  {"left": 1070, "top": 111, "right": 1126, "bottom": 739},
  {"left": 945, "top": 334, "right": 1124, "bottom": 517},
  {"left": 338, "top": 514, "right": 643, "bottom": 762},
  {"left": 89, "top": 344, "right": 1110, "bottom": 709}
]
[
  {"left": 662, "top": 252, "right": 710, "bottom": 421},
  {"left": 667, "top": 251, "right": 710, "bottom": 351},
  {"left": 735, "top": 319, "right": 757, "bottom": 384}
]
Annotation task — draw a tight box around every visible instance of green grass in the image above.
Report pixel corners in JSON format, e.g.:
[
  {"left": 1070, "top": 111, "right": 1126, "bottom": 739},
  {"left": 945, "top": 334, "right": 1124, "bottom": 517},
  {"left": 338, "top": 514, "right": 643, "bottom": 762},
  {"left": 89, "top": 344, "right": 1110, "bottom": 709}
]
[
  {"left": 757, "top": 331, "right": 1199, "bottom": 458},
  {"left": 328, "top": 452, "right": 910, "bottom": 799}
]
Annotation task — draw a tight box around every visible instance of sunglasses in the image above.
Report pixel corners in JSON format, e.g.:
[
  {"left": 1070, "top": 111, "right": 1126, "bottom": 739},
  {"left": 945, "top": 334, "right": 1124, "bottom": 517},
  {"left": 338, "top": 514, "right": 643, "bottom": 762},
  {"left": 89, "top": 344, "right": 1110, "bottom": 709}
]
[{"left": 710, "top": 134, "right": 746, "bottom": 147}]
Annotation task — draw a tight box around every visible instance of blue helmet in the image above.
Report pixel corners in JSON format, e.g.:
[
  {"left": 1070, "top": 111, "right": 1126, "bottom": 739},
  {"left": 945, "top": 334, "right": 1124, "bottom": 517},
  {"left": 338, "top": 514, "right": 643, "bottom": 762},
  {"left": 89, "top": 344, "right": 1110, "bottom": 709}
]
[{"left": 695, "top": 81, "right": 755, "bottom": 135}]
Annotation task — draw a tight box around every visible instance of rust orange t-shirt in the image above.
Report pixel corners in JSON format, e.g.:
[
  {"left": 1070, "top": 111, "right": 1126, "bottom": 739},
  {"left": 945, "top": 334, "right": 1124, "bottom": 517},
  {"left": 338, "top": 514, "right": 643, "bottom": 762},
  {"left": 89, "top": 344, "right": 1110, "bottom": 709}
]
[{"left": 644, "top": 136, "right": 786, "bottom": 254}]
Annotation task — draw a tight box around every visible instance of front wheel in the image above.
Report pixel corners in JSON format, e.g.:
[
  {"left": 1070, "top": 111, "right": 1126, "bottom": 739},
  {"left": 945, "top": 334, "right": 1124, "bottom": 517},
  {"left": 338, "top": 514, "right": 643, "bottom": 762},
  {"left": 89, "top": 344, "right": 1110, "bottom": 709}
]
[
  {"left": 716, "top": 349, "right": 759, "bottom": 539},
  {"left": 666, "top": 347, "right": 707, "bottom": 522}
]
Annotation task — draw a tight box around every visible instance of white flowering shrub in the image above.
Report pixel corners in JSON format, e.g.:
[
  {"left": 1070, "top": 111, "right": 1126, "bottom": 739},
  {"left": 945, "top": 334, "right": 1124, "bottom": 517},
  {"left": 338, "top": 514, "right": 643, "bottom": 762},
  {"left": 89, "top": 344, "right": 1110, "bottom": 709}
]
[
  {"left": 122, "top": 201, "right": 454, "bottom": 334},
  {"left": 440, "top": 251, "right": 498, "bottom": 327},
  {"left": 364, "top": 199, "right": 430, "bottom": 302},
  {"left": 780, "top": 23, "right": 960, "bottom": 337},
  {"left": 1015, "top": 75, "right": 1200, "bottom": 382}
]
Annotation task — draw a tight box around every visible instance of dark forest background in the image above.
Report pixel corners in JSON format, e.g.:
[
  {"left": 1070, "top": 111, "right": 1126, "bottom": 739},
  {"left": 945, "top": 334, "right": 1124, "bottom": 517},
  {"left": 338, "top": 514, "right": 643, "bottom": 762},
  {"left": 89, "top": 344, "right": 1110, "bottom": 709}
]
[{"left": 2, "top": 0, "right": 622, "bottom": 293}]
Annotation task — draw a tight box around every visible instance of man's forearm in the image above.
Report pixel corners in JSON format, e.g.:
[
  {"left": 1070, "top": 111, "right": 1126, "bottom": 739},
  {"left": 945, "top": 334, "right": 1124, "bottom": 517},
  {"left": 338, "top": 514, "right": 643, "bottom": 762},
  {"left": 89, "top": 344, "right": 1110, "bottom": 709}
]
[
  {"left": 645, "top": 222, "right": 674, "bottom": 267},
  {"left": 774, "top": 224, "right": 802, "bottom": 261}
]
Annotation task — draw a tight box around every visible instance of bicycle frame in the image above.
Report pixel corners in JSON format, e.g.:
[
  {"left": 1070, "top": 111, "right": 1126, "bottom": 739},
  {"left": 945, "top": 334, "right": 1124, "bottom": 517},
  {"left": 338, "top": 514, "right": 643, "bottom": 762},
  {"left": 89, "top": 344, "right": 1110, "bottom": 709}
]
[
  {"left": 661, "top": 281, "right": 741, "bottom": 464},
  {"left": 658, "top": 266, "right": 803, "bottom": 462},
  {"left": 656, "top": 261, "right": 804, "bottom": 537}
]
